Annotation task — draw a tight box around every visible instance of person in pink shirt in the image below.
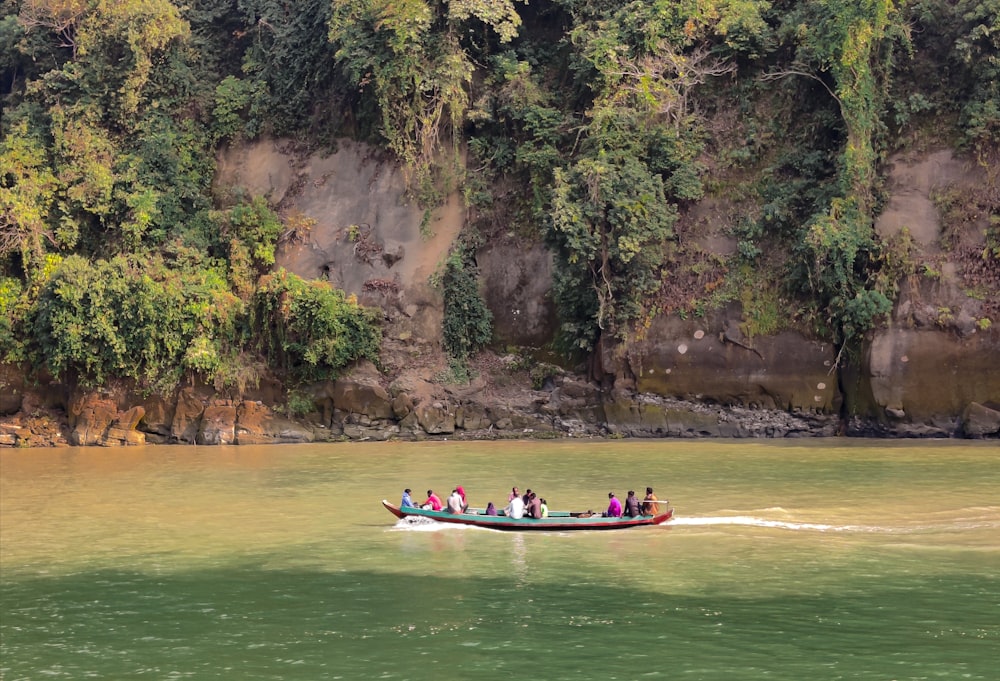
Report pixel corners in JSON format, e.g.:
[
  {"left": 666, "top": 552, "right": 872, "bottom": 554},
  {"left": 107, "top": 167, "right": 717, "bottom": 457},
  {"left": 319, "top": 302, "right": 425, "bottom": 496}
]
[
  {"left": 603, "top": 492, "right": 623, "bottom": 518},
  {"left": 421, "top": 490, "right": 443, "bottom": 511}
]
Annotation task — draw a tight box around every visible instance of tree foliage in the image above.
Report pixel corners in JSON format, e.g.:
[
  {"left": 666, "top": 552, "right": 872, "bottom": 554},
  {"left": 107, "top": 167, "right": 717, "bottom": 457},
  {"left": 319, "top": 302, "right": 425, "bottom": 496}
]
[
  {"left": 1, "top": 0, "right": 383, "bottom": 390},
  {"left": 253, "top": 269, "right": 382, "bottom": 382},
  {"left": 550, "top": 150, "right": 675, "bottom": 350},
  {"left": 441, "top": 247, "right": 493, "bottom": 359},
  {"left": 0, "top": 0, "right": 994, "bottom": 391}
]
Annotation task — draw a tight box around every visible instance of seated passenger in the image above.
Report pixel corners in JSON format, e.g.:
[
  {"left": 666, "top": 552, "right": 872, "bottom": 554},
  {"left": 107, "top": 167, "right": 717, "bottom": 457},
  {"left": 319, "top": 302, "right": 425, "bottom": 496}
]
[
  {"left": 456, "top": 485, "right": 469, "bottom": 511},
  {"left": 602, "top": 492, "right": 623, "bottom": 518},
  {"left": 505, "top": 495, "right": 525, "bottom": 519},
  {"left": 642, "top": 487, "right": 659, "bottom": 515},
  {"left": 539, "top": 498, "right": 549, "bottom": 518},
  {"left": 401, "top": 488, "right": 417, "bottom": 508},
  {"left": 526, "top": 492, "right": 542, "bottom": 519},
  {"left": 486, "top": 502, "right": 498, "bottom": 516},
  {"left": 446, "top": 489, "right": 465, "bottom": 514},
  {"left": 623, "top": 490, "right": 641, "bottom": 517},
  {"left": 422, "top": 490, "right": 443, "bottom": 511}
]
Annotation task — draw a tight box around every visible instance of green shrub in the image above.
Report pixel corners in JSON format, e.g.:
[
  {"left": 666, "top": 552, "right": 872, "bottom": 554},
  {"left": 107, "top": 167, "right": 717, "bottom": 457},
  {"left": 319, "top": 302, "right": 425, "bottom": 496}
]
[
  {"left": 30, "top": 255, "right": 243, "bottom": 390},
  {"left": 283, "top": 390, "right": 316, "bottom": 417},
  {"left": 253, "top": 269, "right": 382, "bottom": 382},
  {"left": 0, "top": 277, "right": 25, "bottom": 362},
  {"left": 212, "top": 76, "right": 257, "bottom": 141},
  {"left": 441, "top": 249, "right": 493, "bottom": 360}
]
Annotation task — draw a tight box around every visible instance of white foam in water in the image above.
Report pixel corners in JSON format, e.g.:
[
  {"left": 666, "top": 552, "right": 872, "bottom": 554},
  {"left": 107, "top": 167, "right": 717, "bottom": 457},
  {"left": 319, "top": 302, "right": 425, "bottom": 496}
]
[
  {"left": 669, "top": 516, "right": 869, "bottom": 532},
  {"left": 671, "top": 512, "right": 1000, "bottom": 534},
  {"left": 391, "top": 517, "right": 479, "bottom": 532}
]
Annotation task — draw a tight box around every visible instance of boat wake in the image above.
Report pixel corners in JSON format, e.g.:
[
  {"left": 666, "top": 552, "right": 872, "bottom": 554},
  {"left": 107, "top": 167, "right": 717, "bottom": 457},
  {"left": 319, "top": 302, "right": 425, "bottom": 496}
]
[
  {"left": 670, "top": 516, "right": 885, "bottom": 532},
  {"left": 670, "top": 514, "right": 1000, "bottom": 534},
  {"left": 391, "top": 517, "right": 479, "bottom": 532}
]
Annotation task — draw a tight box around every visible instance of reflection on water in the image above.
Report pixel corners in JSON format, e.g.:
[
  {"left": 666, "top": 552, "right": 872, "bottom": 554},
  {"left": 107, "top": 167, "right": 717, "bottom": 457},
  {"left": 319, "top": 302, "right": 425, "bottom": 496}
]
[{"left": 2, "top": 439, "right": 999, "bottom": 680}]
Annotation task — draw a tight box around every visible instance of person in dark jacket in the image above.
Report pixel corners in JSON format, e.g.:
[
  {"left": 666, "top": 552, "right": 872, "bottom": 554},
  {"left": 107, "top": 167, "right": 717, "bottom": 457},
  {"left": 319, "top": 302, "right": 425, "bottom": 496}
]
[{"left": 623, "top": 490, "right": 641, "bottom": 517}]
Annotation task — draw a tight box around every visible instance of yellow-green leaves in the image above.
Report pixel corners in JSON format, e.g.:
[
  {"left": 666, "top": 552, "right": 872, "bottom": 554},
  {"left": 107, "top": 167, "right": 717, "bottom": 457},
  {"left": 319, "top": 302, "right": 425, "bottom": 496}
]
[
  {"left": 0, "top": 120, "right": 58, "bottom": 265},
  {"left": 17, "top": 0, "right": 88, "bottom": 55},
  {"left": 63, "top": 0, "right": 188, "bottom": 122},
  {"left": 447, "top": 0, "right": 523, "bottom": 43},
  {"left": 330, "top": 0, "right": 475, "bottom": 191},
  {"left": 50, "top": 107, "right": 115, "bottom": 220}
]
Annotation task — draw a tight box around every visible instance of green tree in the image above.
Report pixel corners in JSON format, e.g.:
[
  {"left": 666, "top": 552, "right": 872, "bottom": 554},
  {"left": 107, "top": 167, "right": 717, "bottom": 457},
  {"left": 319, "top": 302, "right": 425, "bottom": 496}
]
[
  {"left": 329, "top": 0, "right": 525, "bottom": 190},
  {"left": 0, "top": 118, "right": 58, "bottom": 273},
  {"left": 769, "top": 0, "right": 908, "bottom": 346},
  {"left": 69, "top": 0, "right": 189, "bottom": 126},
  {"left": 210, "top": 195, "right": 284, "bottom": 298},
  {"left": 253, "top": 269, "right": 382, "bottom": 382},
  {"left": 30, "top": 254, "right": 243, "bottom": 389},
  {"left": 441, "top": 247, "right": 493, "bottom": 359},
  {"left": 549, "top": 150, "right": 675, "bottom": 351}
]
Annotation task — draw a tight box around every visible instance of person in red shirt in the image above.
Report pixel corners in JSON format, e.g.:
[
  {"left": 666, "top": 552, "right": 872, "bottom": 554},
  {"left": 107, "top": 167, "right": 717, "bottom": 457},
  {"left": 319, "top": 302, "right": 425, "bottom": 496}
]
[{"left": 421, "top": 490, "right": 443, "bottom": 511}]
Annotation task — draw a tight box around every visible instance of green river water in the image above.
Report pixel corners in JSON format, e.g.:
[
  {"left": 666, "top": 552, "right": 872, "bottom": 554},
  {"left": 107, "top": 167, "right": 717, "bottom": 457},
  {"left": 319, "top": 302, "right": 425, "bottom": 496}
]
[{"left": 1, "top": 439, "right": 997, "bottom": 680}]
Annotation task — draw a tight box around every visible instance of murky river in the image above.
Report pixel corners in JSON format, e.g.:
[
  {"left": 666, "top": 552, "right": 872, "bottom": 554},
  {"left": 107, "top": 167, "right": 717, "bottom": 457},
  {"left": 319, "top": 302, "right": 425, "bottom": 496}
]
[{"left": 2, "top": 439, "right": 997, "bottom": 680}]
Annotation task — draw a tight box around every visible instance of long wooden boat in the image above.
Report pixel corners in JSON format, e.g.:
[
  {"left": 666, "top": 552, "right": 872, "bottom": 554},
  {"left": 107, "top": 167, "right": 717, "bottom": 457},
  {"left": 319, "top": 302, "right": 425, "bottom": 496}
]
[{"left": 382, "top": 499, "right": 673, "bottom": 531}]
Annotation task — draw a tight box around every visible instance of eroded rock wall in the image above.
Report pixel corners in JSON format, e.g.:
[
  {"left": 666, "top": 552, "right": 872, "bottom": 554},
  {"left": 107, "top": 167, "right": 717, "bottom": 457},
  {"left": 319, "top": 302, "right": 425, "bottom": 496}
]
[{"left": 4, "top": 144, "right": 997, "bottom": 445}]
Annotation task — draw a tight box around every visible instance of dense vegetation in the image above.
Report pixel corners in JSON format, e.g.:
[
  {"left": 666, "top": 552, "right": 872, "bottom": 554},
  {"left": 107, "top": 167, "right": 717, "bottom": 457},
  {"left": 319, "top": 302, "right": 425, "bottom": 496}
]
[{"left": 1, "top": 0, "right": 997, "bottom": 394}]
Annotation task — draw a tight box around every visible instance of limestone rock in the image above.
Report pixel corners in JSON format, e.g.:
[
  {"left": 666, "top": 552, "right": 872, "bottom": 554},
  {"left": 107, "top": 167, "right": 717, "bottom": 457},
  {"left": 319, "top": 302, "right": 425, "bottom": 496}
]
[
  {"left": 0, "top": 364, "right": 25, "bottom": 416},
  {"left": 391, "top": 392, "right": 413, "bottom": 419},
  {"left": 456, "top": 403, "right": 490, "bottom": 430},
  {"left": 866, "top": 328, "right": 1000, "bottom": 422},
  {"left": 962, "top": 402, "right": 1000, "bottom": 438},
  {"left": 477, "top": 242, "right": 558, "bottom": 346},
  {"left": 603, "top": 398, "right": 723, "bottom": 437},
  {"left": 546, "top": 380, "right": 606, "bottom": 423},
  {"left": 416, "top": 401, "right": 456, "bottom": 434},
  {"left": 171, "top": 388, "right": 206, "bottom": 444},
  {"left": 262, "top": 416, "right": 315, "bottom": 443},
  {"left": 620, "top": 313, "right": 840, "bottom": 413},
  {"left": 330, "top": 378, "right": 393, "bottom": 420},
  {"left": 139, "top": 394, "right": 175, "bottom": 436},
  {"left": 234, "top": 400, "right": 315, "bottom": 444},
  {"left": 199, "top": 404, "right": 238, "bottom": 445},
  {"left": 69, "top": 393, "right": 116, "bottom": 446},
  {"left": 102, "top": 406, "right": 147, "bottom": 446},
  {"left": 487, "top": 405, "right": 514, "bottom": 430},
  {"left": 1, "top": 423, "right": 21, "bottom": 446}
]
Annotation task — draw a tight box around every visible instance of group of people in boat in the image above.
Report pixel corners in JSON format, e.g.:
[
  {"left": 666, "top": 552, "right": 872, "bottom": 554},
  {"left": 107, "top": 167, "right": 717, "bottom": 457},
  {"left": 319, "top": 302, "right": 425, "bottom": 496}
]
[
  {"left": 399, "top": 485, "right": 664, "bottom": 519},
  {"left": 400, "top": 487, "right": 468, "bottom": 513},
  {"left": 604, "top": 488, "right": 661, "bottom": 517},
  {"left": 500, "top": 487, "right": 548, "bottom": 519}
]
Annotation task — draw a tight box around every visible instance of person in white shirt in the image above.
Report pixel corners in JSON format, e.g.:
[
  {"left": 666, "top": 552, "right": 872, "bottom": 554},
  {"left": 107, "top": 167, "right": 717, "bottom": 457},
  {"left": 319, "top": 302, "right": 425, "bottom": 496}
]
[
  {"left": 504, "top": 495, "right": 525, "bottom": 519},
  {"left": 447, "top": 489, "right": 465, "bottom": 514}
]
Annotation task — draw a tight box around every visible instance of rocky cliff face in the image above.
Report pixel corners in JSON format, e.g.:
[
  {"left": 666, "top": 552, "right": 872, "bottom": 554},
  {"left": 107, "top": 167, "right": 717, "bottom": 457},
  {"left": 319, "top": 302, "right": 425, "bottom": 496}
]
[
  {"left": 2, "top": 142, "right": 997, "bottom": 446},
  {"left": 856, "top": 150, "right": 1000, "bottom": 436}
]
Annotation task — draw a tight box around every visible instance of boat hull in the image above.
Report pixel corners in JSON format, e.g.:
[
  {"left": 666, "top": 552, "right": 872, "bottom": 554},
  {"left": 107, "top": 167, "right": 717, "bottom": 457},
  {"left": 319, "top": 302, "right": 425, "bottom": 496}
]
[{"left": 382, "top": 500, "right": 673, "bottom": 531}]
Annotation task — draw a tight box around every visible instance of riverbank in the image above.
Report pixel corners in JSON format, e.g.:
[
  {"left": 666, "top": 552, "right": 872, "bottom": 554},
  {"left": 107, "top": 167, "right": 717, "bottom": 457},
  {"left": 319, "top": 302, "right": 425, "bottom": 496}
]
[{"left": 3, "top": 348, "right": 997, "bottom": 448}]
